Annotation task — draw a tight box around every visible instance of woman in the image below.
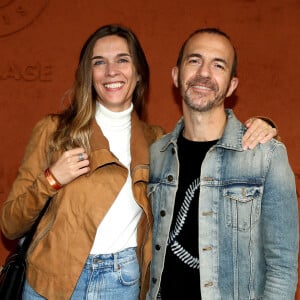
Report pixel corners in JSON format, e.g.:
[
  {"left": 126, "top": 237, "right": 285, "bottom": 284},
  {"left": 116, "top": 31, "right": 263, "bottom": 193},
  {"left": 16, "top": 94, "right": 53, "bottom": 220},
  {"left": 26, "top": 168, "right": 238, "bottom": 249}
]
[{"left": 0, "top": 24, "right": 277, "bottom": 300}]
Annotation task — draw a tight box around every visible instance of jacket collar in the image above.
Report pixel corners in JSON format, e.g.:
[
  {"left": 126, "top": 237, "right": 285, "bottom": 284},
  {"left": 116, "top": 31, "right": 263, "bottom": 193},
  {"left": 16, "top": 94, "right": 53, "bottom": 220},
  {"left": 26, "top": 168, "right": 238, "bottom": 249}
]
[
  {"left": 89, "top": 110, "right": 151, "bottom": 173},
  {"left": 217, "top": 109, "right": 246, "bottom": 151},
  {"left": 161, "top": 109, "right": 245, "bottom": 152}
]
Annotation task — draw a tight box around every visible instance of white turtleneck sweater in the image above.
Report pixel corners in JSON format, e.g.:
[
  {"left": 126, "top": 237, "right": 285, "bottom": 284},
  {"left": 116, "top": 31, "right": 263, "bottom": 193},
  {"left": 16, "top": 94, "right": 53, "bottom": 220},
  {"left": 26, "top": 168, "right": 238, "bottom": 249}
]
[{"left": 90, "top": 102, "right": 142, "bottom": 254}]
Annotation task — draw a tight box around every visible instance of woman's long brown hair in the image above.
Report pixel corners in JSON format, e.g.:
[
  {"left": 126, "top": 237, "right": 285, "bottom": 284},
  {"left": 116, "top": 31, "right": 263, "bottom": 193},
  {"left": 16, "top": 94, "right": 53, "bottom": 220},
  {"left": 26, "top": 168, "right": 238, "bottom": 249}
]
[{"left": 48, "top": 24, "right": 149, "bottom": 156}]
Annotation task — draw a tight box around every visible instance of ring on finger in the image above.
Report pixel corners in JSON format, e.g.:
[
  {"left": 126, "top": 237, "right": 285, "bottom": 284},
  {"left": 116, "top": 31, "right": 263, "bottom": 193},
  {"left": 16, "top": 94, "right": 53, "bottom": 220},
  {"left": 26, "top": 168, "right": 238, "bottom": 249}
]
[{"left": 78, "top": 153, "right": 84, "bottom": 162}]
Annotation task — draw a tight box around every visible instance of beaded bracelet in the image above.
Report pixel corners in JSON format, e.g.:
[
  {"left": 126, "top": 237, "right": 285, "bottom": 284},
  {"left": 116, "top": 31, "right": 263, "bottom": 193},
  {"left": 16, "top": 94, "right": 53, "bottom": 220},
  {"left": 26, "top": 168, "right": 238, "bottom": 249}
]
[{"left": 45, "top": 168, "right": 62, "bottom": 190}]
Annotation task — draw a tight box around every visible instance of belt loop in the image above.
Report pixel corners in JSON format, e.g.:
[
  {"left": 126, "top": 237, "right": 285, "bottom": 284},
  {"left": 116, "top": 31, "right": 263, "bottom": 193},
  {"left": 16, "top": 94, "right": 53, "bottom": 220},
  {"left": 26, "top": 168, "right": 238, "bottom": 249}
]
[{"left": 113, "top": 253, "right": 118, "bottom": 271}]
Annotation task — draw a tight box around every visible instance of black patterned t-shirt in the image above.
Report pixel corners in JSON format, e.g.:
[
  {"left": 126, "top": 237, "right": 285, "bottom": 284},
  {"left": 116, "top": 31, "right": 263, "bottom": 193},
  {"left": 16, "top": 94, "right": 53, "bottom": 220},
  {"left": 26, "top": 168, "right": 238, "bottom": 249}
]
[{"left": 159, "top": 131, "right": 217, "bottom": 300}]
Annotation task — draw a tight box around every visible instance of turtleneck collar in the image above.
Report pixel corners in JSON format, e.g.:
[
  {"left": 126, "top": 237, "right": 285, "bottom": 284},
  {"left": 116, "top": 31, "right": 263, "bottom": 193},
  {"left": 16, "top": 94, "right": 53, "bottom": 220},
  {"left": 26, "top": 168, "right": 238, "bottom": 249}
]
[{"left": 95, "top": 102, "right": 133, "bottom": 130}]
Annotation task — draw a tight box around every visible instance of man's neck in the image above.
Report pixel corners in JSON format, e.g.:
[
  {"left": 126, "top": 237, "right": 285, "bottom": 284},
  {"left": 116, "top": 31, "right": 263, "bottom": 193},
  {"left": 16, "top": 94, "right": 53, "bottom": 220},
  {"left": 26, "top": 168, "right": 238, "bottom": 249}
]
[{"left": 182, "top": 105, "right": 226, "bottom": 142}]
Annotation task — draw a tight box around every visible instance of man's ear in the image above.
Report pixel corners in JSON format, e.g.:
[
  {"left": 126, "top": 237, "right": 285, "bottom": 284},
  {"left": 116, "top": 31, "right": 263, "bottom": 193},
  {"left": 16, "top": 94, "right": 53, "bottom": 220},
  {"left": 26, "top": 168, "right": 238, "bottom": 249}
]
[
  {"left": 226, "top": 77, "right": 239, "bottom": 98},
  {"left": 171, "top": 66, "right": 179, "bottom": 88}
]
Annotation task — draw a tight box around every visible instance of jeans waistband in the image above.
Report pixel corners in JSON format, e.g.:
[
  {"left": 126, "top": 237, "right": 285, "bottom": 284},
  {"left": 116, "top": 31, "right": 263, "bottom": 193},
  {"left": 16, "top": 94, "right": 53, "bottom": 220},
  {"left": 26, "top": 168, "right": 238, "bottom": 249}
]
[{"left": 85, "top": 247, "right": 137, "bottom": 271}]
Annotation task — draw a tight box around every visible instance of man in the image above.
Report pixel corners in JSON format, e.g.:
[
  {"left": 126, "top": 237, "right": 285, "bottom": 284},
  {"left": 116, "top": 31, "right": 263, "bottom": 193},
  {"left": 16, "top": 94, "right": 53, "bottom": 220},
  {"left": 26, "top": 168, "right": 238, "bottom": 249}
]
[{"left": 146, "top": 28, "right": 298, "bottom": 299}]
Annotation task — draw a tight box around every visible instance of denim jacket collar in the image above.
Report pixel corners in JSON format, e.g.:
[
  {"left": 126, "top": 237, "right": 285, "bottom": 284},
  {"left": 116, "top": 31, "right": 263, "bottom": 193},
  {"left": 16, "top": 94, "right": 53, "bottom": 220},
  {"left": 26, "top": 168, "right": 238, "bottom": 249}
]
[{"left": 161, "top": 109, "right": 245, "bottom": 152}]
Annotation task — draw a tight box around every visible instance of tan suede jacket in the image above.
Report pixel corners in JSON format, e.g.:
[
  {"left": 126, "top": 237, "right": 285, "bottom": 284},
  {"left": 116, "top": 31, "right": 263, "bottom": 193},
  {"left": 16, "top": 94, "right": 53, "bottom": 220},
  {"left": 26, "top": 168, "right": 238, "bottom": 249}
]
[{"left": 0, "top": 111, "right": 164, "bottom": 300}]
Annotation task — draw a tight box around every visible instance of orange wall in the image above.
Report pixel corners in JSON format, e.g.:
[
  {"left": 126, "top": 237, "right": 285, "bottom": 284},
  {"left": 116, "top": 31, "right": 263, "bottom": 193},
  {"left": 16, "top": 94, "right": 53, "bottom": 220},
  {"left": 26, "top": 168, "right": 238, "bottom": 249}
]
[{"left": 1, "top": 0, "right": 300, "bottom": 297}]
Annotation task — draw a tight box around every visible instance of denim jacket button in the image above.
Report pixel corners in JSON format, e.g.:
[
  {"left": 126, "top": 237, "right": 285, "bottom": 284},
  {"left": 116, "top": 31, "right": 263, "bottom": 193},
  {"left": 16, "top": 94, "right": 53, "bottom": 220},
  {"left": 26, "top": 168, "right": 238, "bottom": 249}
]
[
  {"left": 202, "top": 211, "right": 213, "bottom": 216},
  {"left": 204, "top": 281, "right": 214, "bottom": 287},
  {"left": 155, "top": 244, "right": 161, "bottom": 250},
  {"left": 152, "top": 278, "right": 157, "bottom": 284},
  {"left": 202, "top": 246, "right": 212, "bottom": 251},
  {"left": 167, "top": 175, "right": 173, "bottom": 181},
  {"left": 160, "top": 210, "right": 166, "bottom": 217}
]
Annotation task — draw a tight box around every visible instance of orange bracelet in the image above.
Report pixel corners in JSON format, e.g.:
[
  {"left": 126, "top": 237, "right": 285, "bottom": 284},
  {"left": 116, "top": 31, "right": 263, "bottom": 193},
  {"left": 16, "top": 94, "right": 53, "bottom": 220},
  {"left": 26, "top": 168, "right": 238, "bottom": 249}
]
[{"left": 45, "top": 168, "right": 62, "bottom": 190}]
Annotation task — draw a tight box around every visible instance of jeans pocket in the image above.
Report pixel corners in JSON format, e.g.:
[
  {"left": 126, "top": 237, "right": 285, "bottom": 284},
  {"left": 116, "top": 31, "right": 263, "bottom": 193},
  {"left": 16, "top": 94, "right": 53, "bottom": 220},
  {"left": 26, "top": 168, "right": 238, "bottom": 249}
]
[{"left": 118, "top": 255, "right": 140, "bottom": 286}]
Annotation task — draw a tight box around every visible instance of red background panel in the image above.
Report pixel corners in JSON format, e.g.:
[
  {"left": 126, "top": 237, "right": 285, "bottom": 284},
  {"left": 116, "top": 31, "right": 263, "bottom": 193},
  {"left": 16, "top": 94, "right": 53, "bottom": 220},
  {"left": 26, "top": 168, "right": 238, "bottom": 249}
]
[{"left": 0, "top": 0, "right": 299, "bottom": 297}]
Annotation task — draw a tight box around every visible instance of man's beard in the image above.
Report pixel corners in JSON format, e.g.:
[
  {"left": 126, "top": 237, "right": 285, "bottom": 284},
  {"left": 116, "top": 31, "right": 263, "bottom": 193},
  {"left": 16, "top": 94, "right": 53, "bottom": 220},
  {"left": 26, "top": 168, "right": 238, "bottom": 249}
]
[{"left": 180, "top": 75, "right": 229, "bottom": 112}]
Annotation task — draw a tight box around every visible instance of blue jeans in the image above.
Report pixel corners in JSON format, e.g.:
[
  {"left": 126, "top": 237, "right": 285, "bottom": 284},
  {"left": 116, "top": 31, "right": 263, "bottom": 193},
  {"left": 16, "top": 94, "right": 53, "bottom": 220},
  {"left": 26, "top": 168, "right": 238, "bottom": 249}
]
[{"left": 23, "top": 247, "right": 140, "bottom": 300}]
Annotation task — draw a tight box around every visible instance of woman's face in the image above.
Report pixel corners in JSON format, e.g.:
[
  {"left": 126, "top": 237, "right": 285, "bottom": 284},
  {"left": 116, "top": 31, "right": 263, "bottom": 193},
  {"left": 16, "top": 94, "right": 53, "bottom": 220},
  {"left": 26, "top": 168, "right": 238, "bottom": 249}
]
[{"left": 91, "top": 35, "right": 140, "bottom": 112}]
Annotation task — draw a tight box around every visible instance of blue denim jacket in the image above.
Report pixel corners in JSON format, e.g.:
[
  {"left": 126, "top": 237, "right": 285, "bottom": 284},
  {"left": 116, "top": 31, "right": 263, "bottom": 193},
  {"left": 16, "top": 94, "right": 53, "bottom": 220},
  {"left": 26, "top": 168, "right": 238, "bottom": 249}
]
[{"left": 146, "top": 109, "right": 298, "bottom": 300}]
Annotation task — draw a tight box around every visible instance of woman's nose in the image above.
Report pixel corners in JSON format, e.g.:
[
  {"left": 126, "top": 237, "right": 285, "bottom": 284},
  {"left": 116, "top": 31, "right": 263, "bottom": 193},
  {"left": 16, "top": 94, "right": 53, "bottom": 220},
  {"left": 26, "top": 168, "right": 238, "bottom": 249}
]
[{"left": 106, "top": 62, "right": 119, "bottom": 76}]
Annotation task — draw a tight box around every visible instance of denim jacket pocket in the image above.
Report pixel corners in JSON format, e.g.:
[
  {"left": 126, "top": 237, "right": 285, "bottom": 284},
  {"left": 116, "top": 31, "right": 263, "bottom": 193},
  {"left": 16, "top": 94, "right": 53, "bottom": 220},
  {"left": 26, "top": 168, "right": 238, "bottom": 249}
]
[{"left": 223, "top": 184, "right": 263, "bottom": 231}]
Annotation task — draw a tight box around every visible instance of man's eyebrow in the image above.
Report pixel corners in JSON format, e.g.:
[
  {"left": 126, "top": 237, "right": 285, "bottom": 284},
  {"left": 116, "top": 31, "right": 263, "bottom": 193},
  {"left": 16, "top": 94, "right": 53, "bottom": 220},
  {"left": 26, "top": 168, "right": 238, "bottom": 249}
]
[
  {"left": 186, "top": 53, "right": 202, "bottom": 59},
  {"left": 213, "top": 57, "right": 228, "bottom": 66},
  {"left": 91, "top": 53, "right": 131, "bottom": 60},
  {"left": 186, "top": 53, "right": 228, "bottom": 66}
]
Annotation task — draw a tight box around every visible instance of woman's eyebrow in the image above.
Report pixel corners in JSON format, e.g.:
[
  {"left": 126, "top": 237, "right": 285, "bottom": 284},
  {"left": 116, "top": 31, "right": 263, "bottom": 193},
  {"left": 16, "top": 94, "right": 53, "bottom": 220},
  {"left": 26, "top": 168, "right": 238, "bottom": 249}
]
[{"left": 91, "top": 53, "right": 131, "bottom": 60}]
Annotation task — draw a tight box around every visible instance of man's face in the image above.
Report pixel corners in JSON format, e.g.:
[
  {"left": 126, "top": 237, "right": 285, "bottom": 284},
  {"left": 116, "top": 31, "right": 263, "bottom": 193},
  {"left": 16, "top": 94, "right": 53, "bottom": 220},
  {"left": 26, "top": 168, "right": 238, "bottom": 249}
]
[{"left": 173, "top": 32, "right": 238, "bottom": 112}]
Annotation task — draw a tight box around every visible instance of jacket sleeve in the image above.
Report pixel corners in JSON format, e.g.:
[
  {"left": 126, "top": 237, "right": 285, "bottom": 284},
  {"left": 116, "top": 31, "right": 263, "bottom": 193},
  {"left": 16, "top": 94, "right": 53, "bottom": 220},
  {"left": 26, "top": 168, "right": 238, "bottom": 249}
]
[
  {"left": 262, "top": 141, "right": 298, "bottom": 299},
  {"left": 0, "top": 115, "right": 58, "bottom": 240}
]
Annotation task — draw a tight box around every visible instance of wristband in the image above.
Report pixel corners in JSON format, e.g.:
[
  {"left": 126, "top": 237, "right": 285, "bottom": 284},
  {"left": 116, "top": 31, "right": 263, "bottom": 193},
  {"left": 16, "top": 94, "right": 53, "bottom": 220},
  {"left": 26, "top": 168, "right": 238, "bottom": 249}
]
[{"left": 45, "top": 168, "right": 62, "bottom": 190}]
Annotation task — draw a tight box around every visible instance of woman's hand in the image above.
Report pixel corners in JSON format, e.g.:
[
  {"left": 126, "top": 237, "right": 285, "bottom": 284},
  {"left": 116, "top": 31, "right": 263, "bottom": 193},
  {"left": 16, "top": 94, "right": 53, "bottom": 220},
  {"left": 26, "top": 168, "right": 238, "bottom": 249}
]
[
  {"left": 49, "top": 147, "right": 90, "bottom": 186},
  {"left": 242, "top": 118, "right": 278, "bottom": 150}
]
